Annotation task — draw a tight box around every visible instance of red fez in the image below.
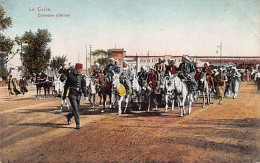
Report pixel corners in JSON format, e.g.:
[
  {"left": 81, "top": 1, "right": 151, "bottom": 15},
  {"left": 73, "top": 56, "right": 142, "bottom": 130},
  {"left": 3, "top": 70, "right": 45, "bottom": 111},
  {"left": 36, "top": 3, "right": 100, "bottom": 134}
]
[{"left": 75, "top": 63, "right": 83, "bottom": 70}]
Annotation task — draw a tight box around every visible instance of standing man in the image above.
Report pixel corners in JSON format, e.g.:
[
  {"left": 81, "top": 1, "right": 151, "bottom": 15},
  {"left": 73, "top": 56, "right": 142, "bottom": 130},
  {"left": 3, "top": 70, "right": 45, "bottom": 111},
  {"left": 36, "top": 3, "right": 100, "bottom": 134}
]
[
  {"left": 64, "top": 63, "right": 88, "bottom": 129},
  {"left": 8, "top": 75, "right": 21, "bottom": 97},
  {"left": 230, "top": 67, "right": 241, "bottom": 99},
  {"left": 215, "top": 68, "right": 228, "bottom": 104},
  {"left": 178, "top": 55, "right": 197, "bottom": 99},
  {"left": 19, "top": 76, "right": 28, "bottom": 95}
]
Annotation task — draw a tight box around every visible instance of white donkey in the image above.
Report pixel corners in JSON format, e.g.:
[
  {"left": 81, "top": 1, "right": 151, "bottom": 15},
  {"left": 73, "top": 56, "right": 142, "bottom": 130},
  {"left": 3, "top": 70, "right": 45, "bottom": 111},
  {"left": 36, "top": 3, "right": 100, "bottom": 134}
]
[
  {"left": 166, "top": 73, "right": 193, "bottom": 117},
  {"left": 199, "top": 72, "right": 211, "bottom": 107},
  {"left": 164, "top": 76, "right": 175, "bottom": 111},
  {"left": 131, "top": 74, "right": 142, "bottom": 110},
  {"left": 111, "top": 72, "right": 131, "bottom": 115}
]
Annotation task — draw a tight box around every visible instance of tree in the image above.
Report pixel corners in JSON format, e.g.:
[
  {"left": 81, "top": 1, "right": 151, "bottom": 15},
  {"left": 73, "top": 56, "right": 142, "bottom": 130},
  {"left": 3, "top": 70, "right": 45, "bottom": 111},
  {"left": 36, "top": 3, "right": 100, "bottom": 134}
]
[
  {"left": 0, "top": 6, "right": 12, "bottom": 30},
  {"left": 50, "top": 55, "right": 67, "bottom": 71},
  {"left": 21, "top": 29, "right": 52, "bottom": 75},
  {"left": 0, "top": 6, "right": 13, "bottom": 79},
  {"left": 91, "top": 49, "right": 107, "bottom": 58},
  {"left": 91, "top": 49, "right": 108, "bottom": 66}
]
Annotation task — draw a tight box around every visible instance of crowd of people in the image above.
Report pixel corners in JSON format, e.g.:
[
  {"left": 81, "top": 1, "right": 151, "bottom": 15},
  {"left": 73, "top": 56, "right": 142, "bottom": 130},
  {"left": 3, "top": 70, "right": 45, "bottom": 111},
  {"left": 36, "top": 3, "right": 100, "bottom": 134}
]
[{"left": 90, "top": 55, "right": 246, "bottom": 104}]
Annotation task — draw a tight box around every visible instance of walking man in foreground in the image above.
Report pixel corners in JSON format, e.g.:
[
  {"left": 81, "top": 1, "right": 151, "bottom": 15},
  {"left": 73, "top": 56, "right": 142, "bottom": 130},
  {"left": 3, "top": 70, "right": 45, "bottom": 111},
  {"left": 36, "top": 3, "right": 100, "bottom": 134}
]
[{"left": 64, "top": 63, "right": 88, "bottom": 129}]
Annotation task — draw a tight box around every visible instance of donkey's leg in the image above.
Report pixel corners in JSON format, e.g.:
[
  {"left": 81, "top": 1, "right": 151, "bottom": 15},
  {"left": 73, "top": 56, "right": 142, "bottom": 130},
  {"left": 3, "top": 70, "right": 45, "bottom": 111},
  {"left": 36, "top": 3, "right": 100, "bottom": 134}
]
[
  {"left": 124, "top": 95, "right": 129, "bottom": 113},
  {"left": 60, "top": 99, "right": 64, "bottom": 112},
  {"left": 171, "top": 95, "right": 175, "bottom": 111},
  {"left": 101, "top": 94, "right": 106, "bottom": 112},
  {"left": 202, "top": 91, "right": 205, "bottom": 108},
  {"left": 165, "top": 94, "right": 169, "bottom": 111},
  {"left": 99, "top": 93, "right": 102, "bottom": 106},
  {"left": 118, "top": 96, "right": 123, "bottom": 115},
  {"left": 92, "top": 93, "right": 96, "bottom": 108},
  {"left": 188, "top": 100, "right": 192, "bottom": 115},
  {"left": 207, "top": 89, "right": 210, "bottom": 105}
]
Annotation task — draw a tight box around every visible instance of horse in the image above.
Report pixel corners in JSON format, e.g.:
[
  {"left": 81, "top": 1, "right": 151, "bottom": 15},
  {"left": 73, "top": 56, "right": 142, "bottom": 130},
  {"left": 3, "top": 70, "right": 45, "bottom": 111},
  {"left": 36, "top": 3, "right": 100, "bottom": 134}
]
[
  {"left": 199, "top": 72, "right": 212, "bottom": 107},
  {"left": 111, "top": 71, "right": 130, "bottom": 115},
  {"left": 96, "top": 73, "right": 112, "bottom": 112},
  {"left": 32, "top": 73, "right": 54, "bottom": 99},
  {"left": 166, "top": 73, "right": 193, "bottom": 117}
]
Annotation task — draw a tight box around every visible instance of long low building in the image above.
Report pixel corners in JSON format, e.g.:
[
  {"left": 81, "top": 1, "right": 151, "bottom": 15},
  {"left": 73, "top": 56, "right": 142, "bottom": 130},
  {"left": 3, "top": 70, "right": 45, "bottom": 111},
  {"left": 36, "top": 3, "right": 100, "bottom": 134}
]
[{"left": 124, "top": 55, "right": 260, "bottom": 71}]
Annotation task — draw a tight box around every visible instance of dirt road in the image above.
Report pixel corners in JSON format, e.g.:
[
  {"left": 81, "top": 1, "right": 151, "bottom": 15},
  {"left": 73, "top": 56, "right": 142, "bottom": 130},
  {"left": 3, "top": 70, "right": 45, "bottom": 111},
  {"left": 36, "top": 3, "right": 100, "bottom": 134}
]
[{"left": 0, "top": 81, "right": 259, "bottom": 162}]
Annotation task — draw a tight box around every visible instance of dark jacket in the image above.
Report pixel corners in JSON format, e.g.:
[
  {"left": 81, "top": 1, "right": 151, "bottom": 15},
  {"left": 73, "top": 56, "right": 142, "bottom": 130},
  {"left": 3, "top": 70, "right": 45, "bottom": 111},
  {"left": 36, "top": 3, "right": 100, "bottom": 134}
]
[{"left": 63, "top": 68, "right": 87, "bottom": 100}]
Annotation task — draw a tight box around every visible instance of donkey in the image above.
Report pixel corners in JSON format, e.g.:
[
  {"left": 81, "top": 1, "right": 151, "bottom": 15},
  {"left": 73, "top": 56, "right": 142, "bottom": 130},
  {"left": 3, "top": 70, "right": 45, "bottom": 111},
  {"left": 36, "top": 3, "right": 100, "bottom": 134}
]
[
  {"left": 111, "top": 71, "right": 131, "bottom": 115},
  {"left": 166, "top": 73, "right": 193, "bottom": 117},
  {"left": 199, "top": 72, "right": 212, "bottom": 107}
]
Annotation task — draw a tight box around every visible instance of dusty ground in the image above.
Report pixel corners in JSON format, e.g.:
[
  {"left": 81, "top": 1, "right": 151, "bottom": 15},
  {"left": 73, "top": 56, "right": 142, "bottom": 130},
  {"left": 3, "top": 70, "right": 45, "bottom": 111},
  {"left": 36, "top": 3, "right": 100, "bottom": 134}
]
[{"left": 0, "top": 81, "right": 259, "bottom": 163}]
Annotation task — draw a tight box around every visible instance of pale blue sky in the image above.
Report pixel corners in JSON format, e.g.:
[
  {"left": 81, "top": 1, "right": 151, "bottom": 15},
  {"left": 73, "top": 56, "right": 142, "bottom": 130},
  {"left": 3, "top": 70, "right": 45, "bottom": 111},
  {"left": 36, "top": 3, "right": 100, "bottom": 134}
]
[{"left": 1, "top": 0, "right": 260, "bottom": 65}]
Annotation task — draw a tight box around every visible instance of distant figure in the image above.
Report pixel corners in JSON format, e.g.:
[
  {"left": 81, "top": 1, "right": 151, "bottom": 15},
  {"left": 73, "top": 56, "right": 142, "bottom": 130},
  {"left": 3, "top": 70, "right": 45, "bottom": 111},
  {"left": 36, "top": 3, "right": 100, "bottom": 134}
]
[
  {"left": 215, "top": 68, "right": 228, "bottom": 104},
  {"left": 8, "top": 75, "right": 21, "bottom": 97},
  {"left": 19, "top": 76, "right": 28, "bottom": 95},
  {"left": 229, "top": 67, "right": 241, "bottom": 99}
]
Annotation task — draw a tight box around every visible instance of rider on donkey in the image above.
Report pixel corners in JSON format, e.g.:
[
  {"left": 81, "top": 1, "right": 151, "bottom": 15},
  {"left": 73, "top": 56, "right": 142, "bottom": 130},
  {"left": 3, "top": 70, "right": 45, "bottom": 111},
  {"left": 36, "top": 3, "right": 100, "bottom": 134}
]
[
  {"left": 137, "top": 66, "right": 148, "bottom": 88},
  {"left": 92, "top": 62, "right": 102, "bottom": 78},
  {"left": 103, "top": 58, "right": 115, "bottom": 81},
  {"left": 178, "top": 55, "right": 197, "bottom": 100},
  {"left": 165, "top": 59, "right": 178, "bottom": 76},
  {"left": 155, "top": 57, "right": 166, "bottom": 78},
  {"left": 64, "top": 63, "right": 88, "bottom": 129},
  {"left": 201, "top": 62, "right": 215, "bottom": 92},
  {"left": 120, "top": 61, "right": 132, "bottom": 95},
  {"left": 147, "top": 67, "right": 158, "bottom": 107}
]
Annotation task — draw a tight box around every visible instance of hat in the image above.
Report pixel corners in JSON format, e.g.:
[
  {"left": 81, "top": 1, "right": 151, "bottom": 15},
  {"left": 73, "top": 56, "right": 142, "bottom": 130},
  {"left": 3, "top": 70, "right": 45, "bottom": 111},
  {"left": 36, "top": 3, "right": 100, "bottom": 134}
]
[
  {"left": 171, "top": 59, "right": 176, "bottom": 63},
  {"left": 114, "top": 60, "right": 119, "bottom": 63},
  {"left": 159, "top": 58, "right": 163, "bottom": 61},
  {"left": 123, "top": 61, "right": 128, "bottom": 64},
  {"left": 218, "top": 68, "right": 223, "bottom": 71},
  {"left": 182, "top": 55, "right": 191, "bottom": 62},
  {"left": 75, "top": 63, "right": 83, "bottom": 70},
  {"left": 204, "top": 62, "right": 209, "bottom": 66},
  {"left": 95, "top": 62, "right": 100, "bottom": 66},
  {"left": 150, "top": 67, "right": 156, "bottom": 71},
  {"left": 232, "top": 67, "right": 236, "bottom": 70}
]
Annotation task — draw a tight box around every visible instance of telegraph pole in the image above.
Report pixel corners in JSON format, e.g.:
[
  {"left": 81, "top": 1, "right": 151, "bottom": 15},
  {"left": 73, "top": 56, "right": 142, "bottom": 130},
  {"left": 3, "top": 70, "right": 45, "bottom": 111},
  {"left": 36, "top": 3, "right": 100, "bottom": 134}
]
[
  {"left": 89, "top": 45, "right": 92, "bottom": 73},
  {"left": 220, "top": 42, "right": 222, "bottom": 68},
  {"left": 147, "top": 51, "right": 150, "bottom": 69},
  {"left": 85, "top": 44, "right": 88, "bottom": 74},
  {"left": 136, "top": 52, "right": 138, "bottom": 72}
]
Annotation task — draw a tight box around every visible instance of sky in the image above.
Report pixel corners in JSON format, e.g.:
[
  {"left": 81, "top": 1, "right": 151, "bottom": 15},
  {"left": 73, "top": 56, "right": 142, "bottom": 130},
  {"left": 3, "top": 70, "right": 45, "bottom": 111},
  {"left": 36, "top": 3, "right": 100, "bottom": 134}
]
[{"left": 1, "top": 0, "right": 260, "bottom": 67}]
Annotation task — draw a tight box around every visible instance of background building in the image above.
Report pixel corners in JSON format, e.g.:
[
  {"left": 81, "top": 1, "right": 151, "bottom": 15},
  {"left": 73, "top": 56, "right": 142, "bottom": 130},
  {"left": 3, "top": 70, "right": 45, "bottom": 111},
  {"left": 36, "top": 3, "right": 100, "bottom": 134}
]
[{"left": 107, "top": 49, "right": 126, "bottom": 67}]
